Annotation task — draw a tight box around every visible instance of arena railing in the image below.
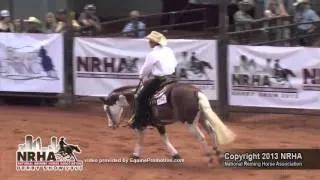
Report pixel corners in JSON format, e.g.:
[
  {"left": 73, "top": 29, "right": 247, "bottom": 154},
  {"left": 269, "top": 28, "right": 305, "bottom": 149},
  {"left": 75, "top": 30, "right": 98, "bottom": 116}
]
[
  {"left": 248, "top": 20, "right": 320, "bottom": 46},
  {"left": 227, "top": 15, "right": 294, "bottom": 46},
  {"left": 96, "top": 8, "right": 208, "bottom": 37},
  {"left": 226, "top": 15, "right": 320, "bottom": 47}
]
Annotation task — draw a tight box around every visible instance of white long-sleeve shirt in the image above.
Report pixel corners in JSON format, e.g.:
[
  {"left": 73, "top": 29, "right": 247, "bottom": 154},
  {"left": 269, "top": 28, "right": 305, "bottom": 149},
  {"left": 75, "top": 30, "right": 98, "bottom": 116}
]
[{"left": 139, "top": 45, "right": 177, "bottom": 77}]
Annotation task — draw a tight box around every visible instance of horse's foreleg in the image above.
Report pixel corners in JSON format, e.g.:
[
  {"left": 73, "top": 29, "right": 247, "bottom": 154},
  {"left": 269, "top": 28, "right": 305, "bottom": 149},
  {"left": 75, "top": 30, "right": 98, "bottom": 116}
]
[
  {"left": 71, "top": 154, "right": 77, "bottom": 162},
  {"left": 186, "top": 111, "right": 214, "bottom": 167},
  {"left": 156, "top": 126, "right": 180, "bottom": 159},
  {"left": 131, "top": 129, "right": 145, "bottom": 159},
  {"left": 288, "top": 81, "right": 293, "bottom": 88},
  {"left": 204, "top": 71, "right": 210, "bottom": 80}
]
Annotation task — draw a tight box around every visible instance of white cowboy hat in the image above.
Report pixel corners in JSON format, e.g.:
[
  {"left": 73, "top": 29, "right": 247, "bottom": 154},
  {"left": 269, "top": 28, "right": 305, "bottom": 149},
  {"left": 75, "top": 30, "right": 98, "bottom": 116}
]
[
  {"left": 0, "top": 10, "right": 10, "bottom": 17},
  {"left": 130, "top": 10, "right": 140, "bottom": 18},
  {"left": 24, "top": 17, "right": 41, "bottom": 24},
  {"left": 146, "top": 31, "right": 167, "bottom": 46},
  {"left": 239, "top": 0, "right": 253, "bottom": 5},
  {"left": 293, "top": 0, "right": 309, "bottom": 6}
]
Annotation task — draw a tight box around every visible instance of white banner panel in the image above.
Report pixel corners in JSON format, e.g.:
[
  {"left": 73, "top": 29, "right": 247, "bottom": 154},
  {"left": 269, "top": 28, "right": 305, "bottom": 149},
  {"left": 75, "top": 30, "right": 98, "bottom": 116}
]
[
  {"left": 228, "top": 45, "right": 320, "bottom": 109},
  {"left": 0, "top": 33, "right": 64, "bottom": 93},
  {"left": 74, "top": 38, "right": 218, "bottom": 100}
]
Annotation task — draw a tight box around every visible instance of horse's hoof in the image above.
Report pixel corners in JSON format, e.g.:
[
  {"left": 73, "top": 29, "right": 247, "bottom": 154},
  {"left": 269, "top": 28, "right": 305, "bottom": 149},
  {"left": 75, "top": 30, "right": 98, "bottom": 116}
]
[
  {"left": 172, "top": 154, "right": 182, "bottom": 160},
  {"left": 216, "top": 150, "right": 221, "bottom": 156},
  {"left": 130, "top": 155, "right": 139, "bottom": 159},
  {"left": 218, "top": 155, "right": 224, "bottom": 165},
  {"left": 213, "top": 147, "right": 221, "bottom": 156}
]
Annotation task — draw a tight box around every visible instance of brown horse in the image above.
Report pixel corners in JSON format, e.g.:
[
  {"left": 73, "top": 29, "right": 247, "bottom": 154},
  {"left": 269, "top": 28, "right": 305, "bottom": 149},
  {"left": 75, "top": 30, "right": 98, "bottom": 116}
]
[{"left": 100, "top": 81, "right": 235, "bottom": 167}]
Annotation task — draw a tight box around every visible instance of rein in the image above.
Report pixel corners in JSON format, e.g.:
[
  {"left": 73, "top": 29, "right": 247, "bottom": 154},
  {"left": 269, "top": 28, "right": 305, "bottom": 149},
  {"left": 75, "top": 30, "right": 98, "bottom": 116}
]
[{"left": 135, "top": 78, "right": 143, "bottom": 94}]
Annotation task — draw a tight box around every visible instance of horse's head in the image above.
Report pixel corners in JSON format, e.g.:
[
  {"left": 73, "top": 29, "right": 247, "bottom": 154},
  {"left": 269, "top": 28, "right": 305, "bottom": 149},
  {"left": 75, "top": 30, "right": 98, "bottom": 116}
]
[
  {"left": 101, "top": 87, "right": 136, "bottom": 129},
  {"left": 73, "top": 145, "right": 81, "bottom": 153}
]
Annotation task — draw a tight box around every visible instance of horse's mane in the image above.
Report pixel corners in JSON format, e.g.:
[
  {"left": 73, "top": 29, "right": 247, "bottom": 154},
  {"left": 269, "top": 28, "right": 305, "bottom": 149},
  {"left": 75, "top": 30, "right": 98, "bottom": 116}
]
[{"left": 112, "top": 85, "right": 137, "bottom": 93}]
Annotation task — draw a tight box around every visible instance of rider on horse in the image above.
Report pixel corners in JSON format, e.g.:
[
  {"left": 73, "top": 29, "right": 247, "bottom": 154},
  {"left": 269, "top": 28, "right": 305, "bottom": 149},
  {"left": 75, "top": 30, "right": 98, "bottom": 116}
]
[
  {"left": 129, "top": 31, "right": 178, "bottom": 130},
  {"left": 58, "top": 137, "right": 67, "bottom": 154}
]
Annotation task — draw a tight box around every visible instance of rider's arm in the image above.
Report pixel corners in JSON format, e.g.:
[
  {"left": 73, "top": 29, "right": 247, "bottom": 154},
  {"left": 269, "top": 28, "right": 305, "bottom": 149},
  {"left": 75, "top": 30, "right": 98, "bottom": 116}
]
[{"left": 139, "top": 53, "right": 157, "bottom": 78}]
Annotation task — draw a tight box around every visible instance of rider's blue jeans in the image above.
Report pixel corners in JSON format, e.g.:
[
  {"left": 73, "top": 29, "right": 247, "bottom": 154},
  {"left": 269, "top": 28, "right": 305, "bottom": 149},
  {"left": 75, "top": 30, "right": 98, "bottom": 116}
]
[{"left": 134, "top": 77, "right": 163, "bottom": 128}]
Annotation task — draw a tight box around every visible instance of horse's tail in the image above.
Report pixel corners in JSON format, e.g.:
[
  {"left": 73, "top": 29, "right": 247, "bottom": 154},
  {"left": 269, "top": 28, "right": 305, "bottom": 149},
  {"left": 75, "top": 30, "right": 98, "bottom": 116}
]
[
  {"left": 197, "top": 92, "right": 236, "bottom": 145},
  {"left": 285, "top": 69, "right": 296, "bottom": 77}
]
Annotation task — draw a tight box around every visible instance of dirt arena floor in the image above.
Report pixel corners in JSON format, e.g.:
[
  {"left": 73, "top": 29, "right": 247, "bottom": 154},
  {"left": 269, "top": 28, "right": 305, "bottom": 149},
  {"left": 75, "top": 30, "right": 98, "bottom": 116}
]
[{"left": 1, "top": 103, "right": 320, "bottom": 180}]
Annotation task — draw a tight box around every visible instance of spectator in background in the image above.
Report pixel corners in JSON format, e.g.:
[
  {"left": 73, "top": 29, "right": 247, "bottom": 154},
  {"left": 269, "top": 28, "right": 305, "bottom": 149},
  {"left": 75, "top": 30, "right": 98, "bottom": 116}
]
[
  {"left": 78, "top": 4, "right": 101, "bottom": 36},
  {"left": 294, "top": 0, "right": 320, "bottom": 46},
  {"left": 24, "top": 17, "right": 42, "bottom": 33},
  {"left": 14, "top": 19, "right": 22, "bottom": 32},
  {"left": 55, "top": 9, "right": 80, "bottom": 33},
  {"left": 70, "top": 11, "right": 81, "bottom": 32},
  {"left": 0, "top": 10, "right": 14, "bottom": 32},
  {"left": 265, "top": 0, "right": 295, "bottom": 15},
  {"left": 122, "top": 10, "right": 146, "bottom": 38},
  {"left": 55, "top": 9, "right": 68, "bottom": 33},
  {"left": 228, "top": 0, "right": 242, "bottom": 31},
  {"left": 43, "top": 12, "right": 57, "bottom": 33},
  {"left": 264, "top": 0, "right": 288, "bottom": 17},
  {"left": 264, "top": 0, "right": 289, "bottom": 42},
  {"left": 234, "top": 0, "right": 255, "bottom": 31}
]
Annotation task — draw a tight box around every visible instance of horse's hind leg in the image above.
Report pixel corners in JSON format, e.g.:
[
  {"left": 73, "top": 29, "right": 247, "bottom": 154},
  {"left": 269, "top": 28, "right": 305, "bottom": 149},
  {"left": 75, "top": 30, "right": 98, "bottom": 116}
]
[
  {"left": 199, "top": 116, "right": 221, "bottom": 157},
  {"left": 131, "top": 129, "right": 145, "bottom": 159},
  {"left": 156, "top": 126, "right": 181, "bottom": 159},
  {"left": 186, "top": 111, "right": 214, "bottom": 167}
]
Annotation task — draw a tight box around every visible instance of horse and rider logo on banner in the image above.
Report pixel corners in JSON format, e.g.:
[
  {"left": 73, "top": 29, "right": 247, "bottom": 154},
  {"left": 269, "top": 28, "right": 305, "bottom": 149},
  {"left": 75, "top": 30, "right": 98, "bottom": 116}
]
[
  {"left": 176, "top": 51, "right": 213, "bottom": 80},
  {"left": 232, "top": 54, "right": 297, "bottom": 89},
  {"left": 16, "top": 135, "right": 83, "bottom": 171},
  {"left": 0, "top": 46, "right": 59, "bottom": 80}
]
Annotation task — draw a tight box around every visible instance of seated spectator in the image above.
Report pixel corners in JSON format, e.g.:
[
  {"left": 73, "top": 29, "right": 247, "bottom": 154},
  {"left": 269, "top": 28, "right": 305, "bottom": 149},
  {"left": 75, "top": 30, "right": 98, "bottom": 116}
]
[
  {"left": 43, "top": 12, "right": 57, "bottom": 33},
  {"left": 0, "top": 10, "right": 14, "bottom": 32},
  {"left": 122, "top": 10, "right": 146, "bottom": 38},
  {"left": 24, "top": 17, "right": 42, "bottom": 33},
  {"left": 294, "top": 0, "right": 320, "bottom": 46},
  {"left": 78, "top": 4, "right": 101, "bottom": 36}
]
